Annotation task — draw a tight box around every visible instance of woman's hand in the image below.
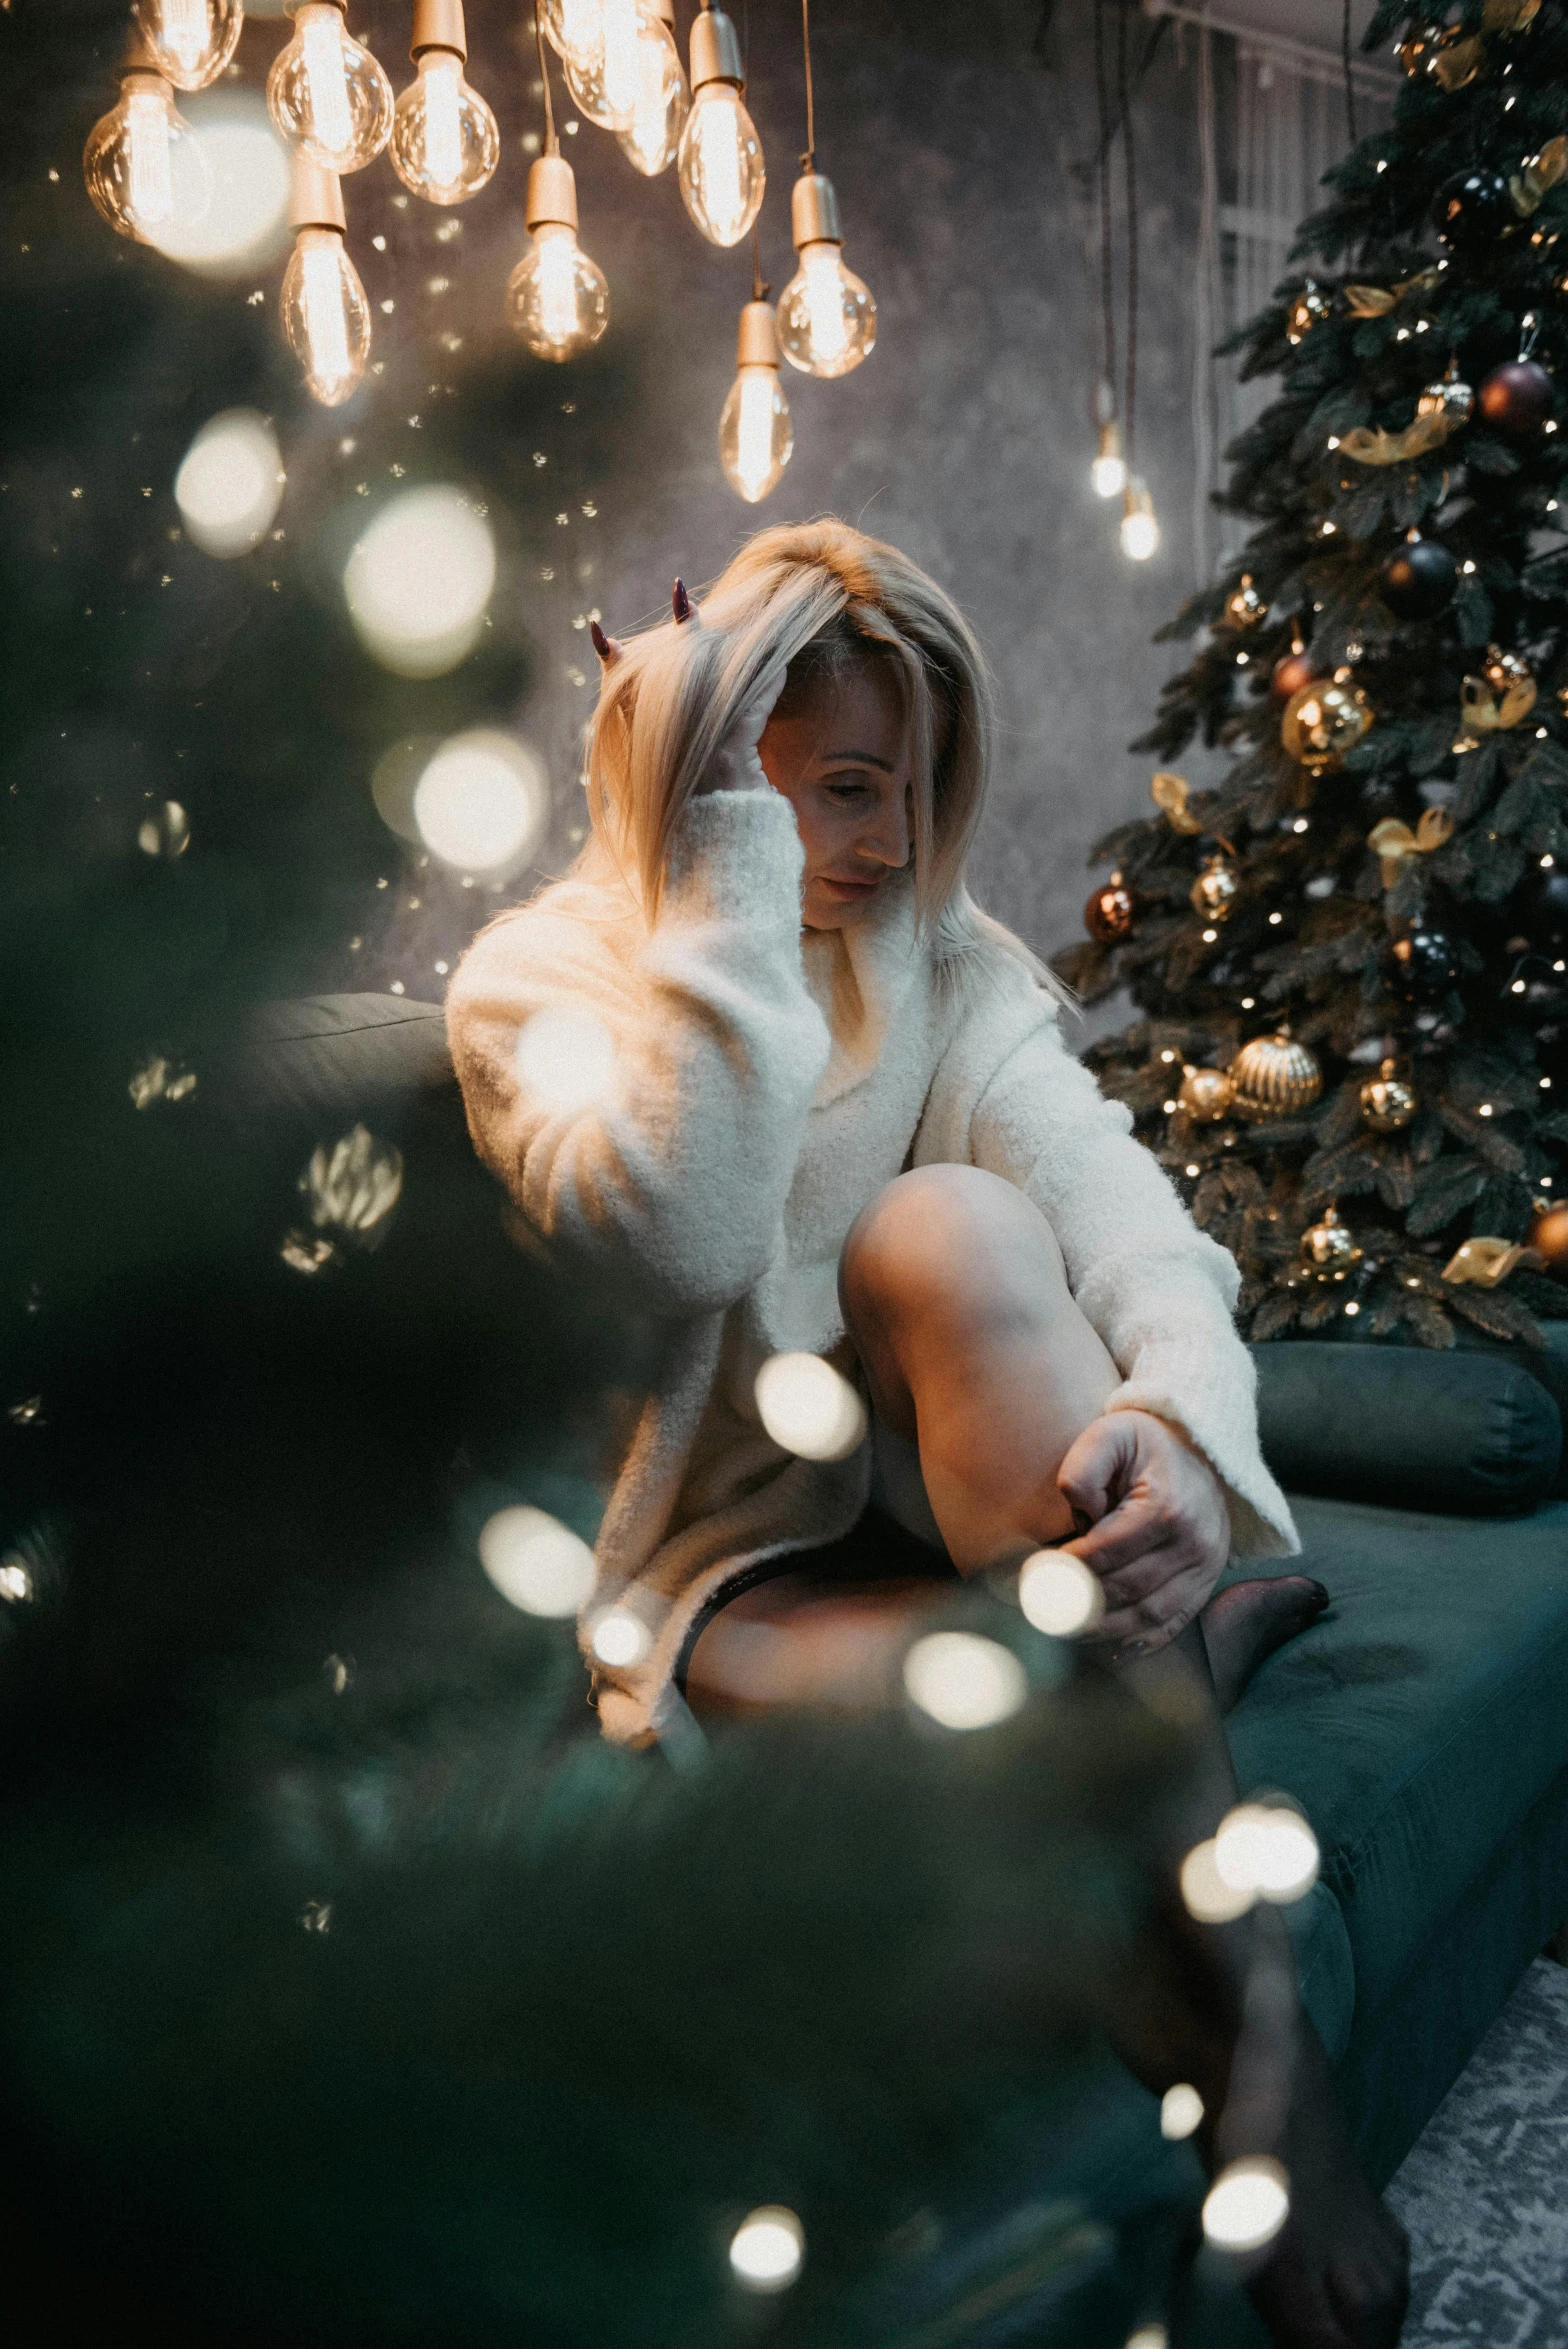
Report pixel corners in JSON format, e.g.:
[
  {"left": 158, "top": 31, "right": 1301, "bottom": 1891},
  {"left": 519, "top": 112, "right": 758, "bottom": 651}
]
[
  {"left": 1054, "top": 1408, "right": 1231, "bottom": 1656},
  {"left": 593, "top": 581, "right": 786, "bottom": 799}
]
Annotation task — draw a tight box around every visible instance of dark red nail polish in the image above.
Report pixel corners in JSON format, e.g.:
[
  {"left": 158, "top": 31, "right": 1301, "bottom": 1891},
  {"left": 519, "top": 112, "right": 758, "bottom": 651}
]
[
  {"left": 672, "top": 577, "right": 692, "bottom": 624},
  {"left": 589, "top": 619, "right": 611, "bottom": 660}
]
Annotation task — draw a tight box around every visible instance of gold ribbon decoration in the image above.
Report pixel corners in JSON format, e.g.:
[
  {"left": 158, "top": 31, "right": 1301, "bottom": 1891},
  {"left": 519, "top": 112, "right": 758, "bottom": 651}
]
[
  {"left": 1151, "top": 770, "right": 1202, "bottom": 836},
  {"left": 1511, "top": 133, "right": 1568, "bottom": 215},
  {"left": 1366, "top": 807, "right": 1456, "bottom": 888},
  {"left": 1458, "top": 646, "right": 1538, "bottom": 739},
  {"left": 1441, "top": 1234, "right": 1540, "bottom": 1287},
  {"left": 1343, "top": 266, "right": 1444, "bottom": 319},
  {"left": 1484, "top": 0, "right": 1542, "bottom": 31},
  {"left": 1339, "top": 410, "right": 1456, "bottom": 466}
]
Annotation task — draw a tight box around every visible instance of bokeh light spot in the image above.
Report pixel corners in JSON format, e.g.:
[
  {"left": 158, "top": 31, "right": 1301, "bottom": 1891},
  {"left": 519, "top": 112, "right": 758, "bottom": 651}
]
[
  {"left": 412, "top": 729, "right": 548, "bottom": 876},
  {"left": 343, "top": 485, "right": 496, "bottom": 676},
  {"left": 1213, "top": 1800, "right": 1320, "bottom": 1904},
  {"left": 1178, "top": 1838, "right": 1257, "bottom": 1924},
  {"left": 144, "top": 90, "right": 291, "bottom": 277},
  {"left": 754, "top": 1352, "right": 867, "bottom": 1463},
  {"left": 478, "top": 1505, "right": 597, "bottom": 1617},
  {"left": 515, "top": 1005, "right": 619, "bottom": 1115},
  {"left": 589, "top": 1608, "right": 651, "bottom": 1668},
  {"left": 1160, "top": 2083, "right": 1204, "bottom": 2141},
  {"left": 903, "top": 1632, "right": 1028, "bottom": 1731},
  {"left": 175, "top": 409, "right": 284, "bottom": 557},
  {"left": 1017, "top": 1549, "right": 1104, "bottom": 1637},
  {"left": 1201, "top": 2158, "right": 1291, "bottom": 2253},
  {"left": 729, "top": 2206, "right": 804, "bottom": 2292}
]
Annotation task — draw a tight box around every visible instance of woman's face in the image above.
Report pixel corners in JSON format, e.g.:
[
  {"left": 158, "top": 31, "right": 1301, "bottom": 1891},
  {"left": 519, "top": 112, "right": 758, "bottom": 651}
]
[{"left": 758, "top": 660, "right": 914, "bottom": 931}]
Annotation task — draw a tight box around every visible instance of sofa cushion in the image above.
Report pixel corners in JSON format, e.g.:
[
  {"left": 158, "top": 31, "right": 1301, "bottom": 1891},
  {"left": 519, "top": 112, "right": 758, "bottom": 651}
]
[
  {"left": 1250, "top": 1341, "right": 1563, "bottom": 1516},
  {"left": 235, "top": 993, "right": 454, "bottom": 1119},
  {"left": 1221, "top": 1492, "right": 1568, "bottom": 2027}
]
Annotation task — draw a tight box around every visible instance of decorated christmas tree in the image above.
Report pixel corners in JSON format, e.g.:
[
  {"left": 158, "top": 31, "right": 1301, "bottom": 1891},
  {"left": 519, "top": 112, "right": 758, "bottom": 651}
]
[{"left": 1054, "top": 0, "right": 1568, "bottom": 1351}]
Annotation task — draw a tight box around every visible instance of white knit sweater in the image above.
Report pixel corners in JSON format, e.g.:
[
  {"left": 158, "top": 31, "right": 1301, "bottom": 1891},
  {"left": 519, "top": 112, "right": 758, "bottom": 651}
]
[{"left": 447, "top": 787, "right": 1300, "bottom": 1744}]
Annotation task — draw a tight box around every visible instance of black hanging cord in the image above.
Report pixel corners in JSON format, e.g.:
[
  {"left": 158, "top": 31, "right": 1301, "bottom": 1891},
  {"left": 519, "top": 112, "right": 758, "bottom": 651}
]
[
  {"left": 1093, "top": 0, "right": 1118, "bottom": 413},
  {"left": 1341, "top": 0, "right": 1358, "bottom": 149},
  {"left": 800, "top": 0, "right": 817, "bottom": 170},
  {"left": 1116, "top": 0, "right": 1138, "bottom": 474},
  {"left": 535, "top": 8, "right": 557, "bottom": 153}
]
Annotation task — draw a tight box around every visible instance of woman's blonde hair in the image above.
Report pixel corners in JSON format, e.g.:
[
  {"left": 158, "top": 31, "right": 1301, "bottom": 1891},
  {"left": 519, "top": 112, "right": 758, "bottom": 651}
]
[{"left": 579, "top": 518, "right": 1073, "bottom": 1002}]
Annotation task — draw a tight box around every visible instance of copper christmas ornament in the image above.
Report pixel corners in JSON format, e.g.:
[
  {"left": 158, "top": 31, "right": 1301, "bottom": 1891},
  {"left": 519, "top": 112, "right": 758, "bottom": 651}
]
[
  {"left": 1529, "top": 1199, "right": 1568, "bottom": 1276},
  {"left": 1270, "top": 647, "right": 1320, "bottom": 705},
  {"left": 1084, "top": 871, "right": 1136, "bottom": 944}
]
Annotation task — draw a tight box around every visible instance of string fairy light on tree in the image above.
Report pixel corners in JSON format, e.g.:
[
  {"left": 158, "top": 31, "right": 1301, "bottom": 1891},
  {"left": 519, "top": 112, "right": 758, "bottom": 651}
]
[
  {"left": 390, "top": 0, "right": 499, "bottom": 205},
  {"left": 775, "top": 0, "right": 876, "bottom": 378},
  {"left": 678, "top": 0, "right": 765, "bottom": 246},
  {"left": 506, "top": 15, "right": 610, "bottom": 360}
]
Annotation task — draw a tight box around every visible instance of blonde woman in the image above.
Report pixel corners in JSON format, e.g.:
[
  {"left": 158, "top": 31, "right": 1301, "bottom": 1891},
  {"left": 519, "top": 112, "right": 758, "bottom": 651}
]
[
  {"left": 448, "top": 521, "right": 1329, "bottom": 1743},
  {"left": 447, "top": 521, "right": 1409, "bottom": 2349}
]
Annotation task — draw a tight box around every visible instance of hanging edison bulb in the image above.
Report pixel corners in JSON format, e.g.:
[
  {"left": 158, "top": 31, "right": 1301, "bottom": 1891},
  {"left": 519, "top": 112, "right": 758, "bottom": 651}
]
[
  {"left": 562, "top": 0, "right": 643, "bottom": 130},
  {"left": 391, "top": 0, "right": 497, "bottom": 203},
  {"left": 678, "top": 2, "right": 764, "bottom": 247},
  {"left": 1092, "top": 421, "right": 1126, "bottom": 498},
  {"left": 506, "top": 153, "right": 610, "bottom": 361},
  {"left": 616, "top": 0, "right": 688, "bottom": 175},
  {"left": 542, "top": 0, "right": 607, "bottom": 73},
  {"left": 133, "top": 0, "right": 244, "bottom": 90},
  {"left": 1120, "top": 476, "right": 1160, "bottom": 561},
  {"left": 268, "top": 0, "right": 394, "bottom": 176},
  {"left": 775, "top": 170, "right": 876, "bottom": 378},
  {"left": 719, "top": 299, "right": 793, "bottom": 502},
  {"left": 280, "top": 155, "right": 371, "bottom": 405},
  {"left": 84, "top": 41, "right": 211, "bottom": 242}
]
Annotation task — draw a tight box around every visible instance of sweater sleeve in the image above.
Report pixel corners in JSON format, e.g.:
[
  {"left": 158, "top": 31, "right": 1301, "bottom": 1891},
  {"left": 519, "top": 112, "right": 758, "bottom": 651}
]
[
  {"left": 445, "top": 789, "right": 831, "bottom": 1317},
  {"left": 927, "top": 984, "right": 1299, "bottom": 1561}
]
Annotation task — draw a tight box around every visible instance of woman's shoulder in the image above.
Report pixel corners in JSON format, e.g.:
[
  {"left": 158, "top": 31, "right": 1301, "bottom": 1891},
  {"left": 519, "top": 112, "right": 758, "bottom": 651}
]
[{"left": 448, "top": 854, "right": 642, "bottom": 1000}]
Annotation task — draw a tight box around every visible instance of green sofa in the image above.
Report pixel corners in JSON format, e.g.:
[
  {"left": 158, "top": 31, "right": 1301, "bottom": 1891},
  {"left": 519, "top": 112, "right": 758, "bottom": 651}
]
[{"left": 2, "top": 989, "right": 1563, "bottom": 2346}]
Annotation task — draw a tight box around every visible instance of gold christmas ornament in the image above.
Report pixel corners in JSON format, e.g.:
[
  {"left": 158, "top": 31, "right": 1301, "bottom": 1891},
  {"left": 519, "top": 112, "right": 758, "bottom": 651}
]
[
  {"left": 1367, "top": 806, "right": 1455, "bottom": 889},
  {"left": 1190, "top": 853, "right": 1241, "bottom": 923},
  {"left": 1282, "top": 670, "right": 1374, "bottom": 773},
  {"left": 1457, "top": 645, "right": 1537, "bottom": 748},
  {"left": 1299, "top": 1204, "right": 1363, "bottom": 1276},
  {"left": 1359, "top": 1058, "right": 1417, "bottom": 1131},
  {"left": 1442, "top": 1234, "right": 1532, "bottom": 1286},
  {"left": 1151, "top": 769, "right": 1204, "bottom": 836},
  {"left": 1229, "top": 1027, "right": 1324, "bottom": 1120},
  {"left": 1179, "top": 1064, "right": 1236, "bottom": 1123},
  {"left": 1285, "top": 282, "right": 1331, "bottom": 345},
  {"left": 1400, "top": 25, "right": 1483, "bottom": 87},
  {"left": 1222, "top": 574, "right": 1267, "bottom": 630},
  {"left": 1416, "top": 367, "right": 1475, "bottom": 427}
]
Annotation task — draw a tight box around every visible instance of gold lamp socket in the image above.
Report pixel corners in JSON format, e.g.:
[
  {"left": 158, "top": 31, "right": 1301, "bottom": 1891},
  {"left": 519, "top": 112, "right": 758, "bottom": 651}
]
[
  {"left": 410, "top": 0, "right": 467, "bottom": 59},
  {"left": 690, "top": 2, "right": 744, "bottom": 90},
  {"left": 526, "top": 152, "right": 579, "bottom": 233},
  {"left": 735, "top": 298, "right": 781, "bottom": 367},
  {"left": 791, "top": 170, "right": 843, "bottom": 250},
  {"left": 289, "top": 152, "right": 348, "bottom": 233}
]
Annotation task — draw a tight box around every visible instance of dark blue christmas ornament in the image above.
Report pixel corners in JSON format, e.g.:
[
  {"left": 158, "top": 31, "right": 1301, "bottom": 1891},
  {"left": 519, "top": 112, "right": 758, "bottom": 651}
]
[
  {"left": 1380, "top": 534, "right": 1457, "bottom": 619},
  {"left": 1430, "top": 168, "right": 1516, "bottom": 253}
]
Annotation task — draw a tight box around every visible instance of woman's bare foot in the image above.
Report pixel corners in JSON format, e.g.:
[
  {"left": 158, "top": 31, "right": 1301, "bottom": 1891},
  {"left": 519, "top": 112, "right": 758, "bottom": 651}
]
[{"left": 1201, "top": 1575, "right": 1330, "bottom": 1715}]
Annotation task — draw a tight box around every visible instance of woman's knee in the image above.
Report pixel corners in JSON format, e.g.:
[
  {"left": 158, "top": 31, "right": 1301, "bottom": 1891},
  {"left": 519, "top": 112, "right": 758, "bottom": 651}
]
[{"left": 839, "top": 1165, "right": 1068, "bottom": 1339}]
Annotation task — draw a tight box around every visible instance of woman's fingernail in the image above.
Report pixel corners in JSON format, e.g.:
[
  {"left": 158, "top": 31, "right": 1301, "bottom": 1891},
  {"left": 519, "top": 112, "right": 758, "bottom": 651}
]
[
  {"left": 1117, "top": 1640, "right": 1147, "bottom": 1664},
  {"left": 589, "top": 618, "right": 612, "bottom": 661},
  {"left": 672, "top": 578, "right": 693, "bottom": 624}
]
